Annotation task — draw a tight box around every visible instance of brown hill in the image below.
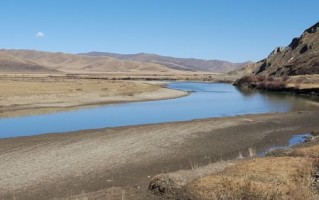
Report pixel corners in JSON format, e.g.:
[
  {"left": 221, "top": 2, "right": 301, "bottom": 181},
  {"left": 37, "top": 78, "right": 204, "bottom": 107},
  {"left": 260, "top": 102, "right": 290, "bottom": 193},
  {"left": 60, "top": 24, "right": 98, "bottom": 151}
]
[
  {"left": 0, "top": 49, "right": 177, "bottom": 73},
  {"left": 0, "top": 52, "right": 58, "bottom": 73},
  {"left": 79, "top": 52, "right": 250, "bottom": 73},
  {"left": 234, "top": 21, "right": 319, "bottom": 77},
  {"left": 233, "top": 22, "right": 319, "bottom": 95},
  {"left": 0, "top": 49, "right": 250, "bottom": 74}
]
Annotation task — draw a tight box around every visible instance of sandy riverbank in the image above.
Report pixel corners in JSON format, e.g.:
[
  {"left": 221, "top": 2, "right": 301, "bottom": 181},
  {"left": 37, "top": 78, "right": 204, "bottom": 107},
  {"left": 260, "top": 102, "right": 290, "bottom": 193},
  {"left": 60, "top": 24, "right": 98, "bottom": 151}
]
[
  {"left": 1, "top": 111, "right": 319, "bottom": 199},
  {"left": 0, "top": 76, "right": 188, "bottom": 118}
]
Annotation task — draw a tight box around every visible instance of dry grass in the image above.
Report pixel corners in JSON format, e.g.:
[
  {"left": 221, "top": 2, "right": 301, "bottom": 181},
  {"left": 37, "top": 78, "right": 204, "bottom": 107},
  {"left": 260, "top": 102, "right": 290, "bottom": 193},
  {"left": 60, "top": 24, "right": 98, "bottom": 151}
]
[
  {"left": 292, "top": 144, "right": 319, "bottom": 158},
  {"left": 0, "top": 77, "right": 161, "bottom": 111},
  {"left": 235, "top": 74, "right": 319, "bottom": 93},
  {"left": 234, "top": 75, "right": 287, "bottom": 90},
  {"left": 286, "top": 74, "right": 319, "bottom": 89},
  {"left": 188, "top": 157, "right": 318, "bottom": 200},
  {"left": 0, "top": 76, "right": 189, "bottom": 118},
  {"left": 0, "top": 78, "right": 157, "bottom": 98}
]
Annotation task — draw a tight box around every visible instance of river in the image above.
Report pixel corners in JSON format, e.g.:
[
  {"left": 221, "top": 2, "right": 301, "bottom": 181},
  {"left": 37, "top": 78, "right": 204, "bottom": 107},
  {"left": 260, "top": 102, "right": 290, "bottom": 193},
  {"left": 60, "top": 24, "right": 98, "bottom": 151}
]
[{"left": 0, "top": 82, "right": 318, "bottom": 138}]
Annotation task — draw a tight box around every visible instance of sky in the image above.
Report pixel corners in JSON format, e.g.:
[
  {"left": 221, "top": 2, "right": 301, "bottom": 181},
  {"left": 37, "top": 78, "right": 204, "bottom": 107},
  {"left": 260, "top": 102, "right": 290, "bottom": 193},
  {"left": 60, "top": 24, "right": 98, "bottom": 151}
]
[{"left": 0, "top": 0, "right": 318, "bottom": 62}]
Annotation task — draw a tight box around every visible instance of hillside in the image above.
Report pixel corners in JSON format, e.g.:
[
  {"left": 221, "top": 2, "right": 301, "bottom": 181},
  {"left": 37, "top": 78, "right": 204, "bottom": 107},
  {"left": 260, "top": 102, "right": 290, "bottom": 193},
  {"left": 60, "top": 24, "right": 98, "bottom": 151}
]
[
  {"left": 0, "top": 49, "right": 180, "bottom": 74},
  {"left": 234, "top": 21, "right": 319, "bottom": 77},
  {"left": 0, "top": 49, "right": 249, "bottom": 74},
  {"left": 0, "top": 52, "right": 58, "bottom": 73},
  {"left": 80, "top": 52, "right": 250, "bottom": 73},
  {"left": 233, "top": 22, "right": 319, "bottom": 95}
]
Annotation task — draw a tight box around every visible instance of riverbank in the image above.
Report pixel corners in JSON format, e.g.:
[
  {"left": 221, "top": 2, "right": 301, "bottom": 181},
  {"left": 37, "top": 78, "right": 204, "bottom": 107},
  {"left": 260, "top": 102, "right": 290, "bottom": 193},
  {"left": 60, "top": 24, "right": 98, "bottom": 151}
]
[
  {"left": 0, "top": 76, "right": 188, "bottom": 118},
  {"left": 1, "top": 111, "right": 319, "bottom": 199},
  {"left": 234, "top": 74, "right": 319, "bottom": 96}
]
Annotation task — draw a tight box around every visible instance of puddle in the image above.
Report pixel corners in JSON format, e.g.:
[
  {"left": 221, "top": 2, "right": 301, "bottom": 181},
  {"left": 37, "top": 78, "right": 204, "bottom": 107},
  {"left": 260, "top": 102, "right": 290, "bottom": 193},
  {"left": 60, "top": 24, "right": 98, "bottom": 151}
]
[{"left": 257, "top": 133, "right": 312, "bottom": 156}]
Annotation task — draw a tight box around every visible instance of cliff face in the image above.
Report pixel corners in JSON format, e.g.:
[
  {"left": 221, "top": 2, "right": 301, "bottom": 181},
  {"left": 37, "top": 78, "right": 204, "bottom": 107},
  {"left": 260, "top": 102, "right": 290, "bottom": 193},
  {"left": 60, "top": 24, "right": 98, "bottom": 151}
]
[{"left": 253, "top": 22, "right": 319, "bottom": 76}]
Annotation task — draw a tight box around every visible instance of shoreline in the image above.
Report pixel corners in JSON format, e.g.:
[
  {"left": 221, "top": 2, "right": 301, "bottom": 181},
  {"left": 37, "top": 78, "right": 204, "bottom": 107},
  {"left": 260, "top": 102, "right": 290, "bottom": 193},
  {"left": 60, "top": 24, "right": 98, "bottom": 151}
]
[
  {"left": 0, "top": 81, "right": 189, "bottom": 118},
  {"left": 1, "top": 111, "right": 319, "bottom": 199}
]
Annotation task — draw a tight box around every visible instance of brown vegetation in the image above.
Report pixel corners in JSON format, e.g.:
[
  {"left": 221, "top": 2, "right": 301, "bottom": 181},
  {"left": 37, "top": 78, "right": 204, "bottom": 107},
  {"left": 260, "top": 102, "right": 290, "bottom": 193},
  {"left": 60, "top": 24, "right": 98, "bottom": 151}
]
[
  {"left": 148, "top": 134, "right": 319, "bottom": 199},
  {"left": 233, "top": 75, "right": 287, "bottom": 91},
  {"left": 178, "top": 135, "right": 319, "bottom": 200},
  {"left": 188, "top": 156, "right": 318, "bottom": 200},
  {"left": 234, "top": 74, "right": 319, "bottom": 95}
]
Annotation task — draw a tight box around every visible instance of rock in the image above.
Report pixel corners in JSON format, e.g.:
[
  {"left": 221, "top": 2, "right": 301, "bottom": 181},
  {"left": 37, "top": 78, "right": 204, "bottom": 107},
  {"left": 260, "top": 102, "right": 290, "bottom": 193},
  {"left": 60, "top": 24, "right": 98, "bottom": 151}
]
[
  {"left": 269, "top": 47, "right": 286, "bottom": 57},
  {"left": 148, "top": 174, "right": 191, "bottom": 199},
  {"left": 149, "top": 174, "right": 179, "bottom": 195},
  {"left": 305, "top": 22, "right": 319, "bottom": 34},
  {"left": 299, "top": 44, "right": 309, "bottom": 54},
  {"left": 289, "top": 37, "right": 301, "bottom": 50}
]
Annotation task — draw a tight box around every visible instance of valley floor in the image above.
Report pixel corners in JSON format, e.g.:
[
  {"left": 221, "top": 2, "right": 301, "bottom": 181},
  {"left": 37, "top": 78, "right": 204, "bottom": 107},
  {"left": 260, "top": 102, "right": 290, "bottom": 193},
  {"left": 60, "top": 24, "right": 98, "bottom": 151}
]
[{"left": 1, "top": 111, "right": 319, "bottom": 199}]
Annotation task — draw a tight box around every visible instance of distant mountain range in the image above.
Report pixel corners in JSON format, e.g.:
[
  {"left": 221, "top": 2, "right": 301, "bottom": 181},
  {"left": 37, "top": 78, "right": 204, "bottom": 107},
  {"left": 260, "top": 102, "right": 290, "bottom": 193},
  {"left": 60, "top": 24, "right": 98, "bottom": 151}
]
[
  {"left": 0, "top": 51, "right": 58, "bottom": 73},
  {"left": 0, "top": 49, "right": 249, "bottom": 74},
  {"left": 79, "top": 52, "right": 250, "bottom": 73},
  {"left": 232, "top": 21, "right": 319, "bottom": 77}
]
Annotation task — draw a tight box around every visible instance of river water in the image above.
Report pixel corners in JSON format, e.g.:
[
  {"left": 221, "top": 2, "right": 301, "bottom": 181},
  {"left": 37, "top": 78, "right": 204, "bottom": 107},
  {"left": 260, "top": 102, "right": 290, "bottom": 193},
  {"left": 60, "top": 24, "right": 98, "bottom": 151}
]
[{"left": 1, "top": 82, "right": 318, "bottom": 138}]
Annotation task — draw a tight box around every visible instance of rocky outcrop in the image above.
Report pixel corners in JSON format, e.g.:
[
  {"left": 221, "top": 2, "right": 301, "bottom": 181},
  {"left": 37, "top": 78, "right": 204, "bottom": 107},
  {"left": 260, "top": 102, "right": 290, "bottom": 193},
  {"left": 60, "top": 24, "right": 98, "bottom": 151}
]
[
  {"left": 233, "top": 22, "right": 319, "bottom": 95},
  {"left": 257, "top": 22, "right": 319, "bottom": 76},
  {"left": 233, "top": 21, "right": 319, "bottom": 77}
]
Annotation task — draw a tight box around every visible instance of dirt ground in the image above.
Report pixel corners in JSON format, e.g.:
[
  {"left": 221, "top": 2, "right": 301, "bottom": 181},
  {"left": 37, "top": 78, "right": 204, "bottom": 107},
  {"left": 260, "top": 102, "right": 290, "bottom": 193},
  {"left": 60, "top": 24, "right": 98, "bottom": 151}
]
[{"left": 1, "top": 111, "right": 319, "bottom": 200}]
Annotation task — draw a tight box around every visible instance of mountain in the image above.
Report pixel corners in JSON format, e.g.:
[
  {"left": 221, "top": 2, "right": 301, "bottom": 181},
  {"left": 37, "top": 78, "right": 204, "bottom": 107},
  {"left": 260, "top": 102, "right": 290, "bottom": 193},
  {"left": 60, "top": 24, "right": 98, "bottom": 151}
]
[
  {"left": 0, "top": 49, "right": 179, "bottom": 73},
  {"left": 233, "top": 21, "right": 319, "bottom": 95},
  {"left": 0, "top": 52, "right": 58, "bottom": 73},
  {"left": 0, "top": 49, "right": 248, "bottom": 74},
  {"left": 79, "top": 52, "right": 250, "bottom": 73},
  {"left": 233, "top": 21, "right": 319, "bottom": 77}
]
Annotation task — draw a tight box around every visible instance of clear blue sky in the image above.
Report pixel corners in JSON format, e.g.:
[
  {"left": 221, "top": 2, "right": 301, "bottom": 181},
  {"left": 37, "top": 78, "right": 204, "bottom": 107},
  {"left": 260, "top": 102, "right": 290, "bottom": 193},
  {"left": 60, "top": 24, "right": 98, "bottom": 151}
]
[{"left": 0, "top": 0, "right": 318, "bottom": 62}]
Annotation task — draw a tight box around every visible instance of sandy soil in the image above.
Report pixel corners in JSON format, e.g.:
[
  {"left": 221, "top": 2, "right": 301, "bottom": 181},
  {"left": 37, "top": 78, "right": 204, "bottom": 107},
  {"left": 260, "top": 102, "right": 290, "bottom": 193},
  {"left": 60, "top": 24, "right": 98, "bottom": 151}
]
[
  {"left": 0, "top": 76, "right": 187, "bottom": 117},
  {"left": 1, "top": 111, "right": 319, "bottom": 199}
]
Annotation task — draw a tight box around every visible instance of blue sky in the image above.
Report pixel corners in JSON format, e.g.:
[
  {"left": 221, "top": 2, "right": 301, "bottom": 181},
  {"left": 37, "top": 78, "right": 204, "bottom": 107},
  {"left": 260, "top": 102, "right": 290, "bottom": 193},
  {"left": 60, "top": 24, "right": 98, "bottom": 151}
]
[{"left": 0, "top": 0, "right": 318, "bottom": 62}]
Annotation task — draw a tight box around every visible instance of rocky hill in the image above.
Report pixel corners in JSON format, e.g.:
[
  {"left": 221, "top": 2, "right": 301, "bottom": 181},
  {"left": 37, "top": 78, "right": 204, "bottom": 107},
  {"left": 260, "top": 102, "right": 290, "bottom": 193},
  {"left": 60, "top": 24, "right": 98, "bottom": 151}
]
[
  {"left": 233, "top": 21, "right": 319, "bottom": 95},
  {"left": 79, "top": 52, "right": 250, "bottom": 73},
  {"left": 235, "top": 21, "right": 319, "bottom": 77}
]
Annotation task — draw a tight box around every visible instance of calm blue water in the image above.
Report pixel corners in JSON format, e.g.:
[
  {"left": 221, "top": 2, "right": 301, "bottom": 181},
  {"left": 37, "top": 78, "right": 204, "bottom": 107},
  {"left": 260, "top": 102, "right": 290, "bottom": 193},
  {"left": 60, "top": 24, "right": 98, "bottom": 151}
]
[{"left": 0, "top": 82, "right": 318, "bottom": 138}]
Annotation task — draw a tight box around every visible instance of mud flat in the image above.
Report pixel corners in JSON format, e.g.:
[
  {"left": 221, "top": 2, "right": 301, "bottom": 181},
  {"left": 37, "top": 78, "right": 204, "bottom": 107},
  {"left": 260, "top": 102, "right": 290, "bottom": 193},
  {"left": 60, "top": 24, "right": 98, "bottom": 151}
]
[{"left": 1, "top": 111, "right": 319, "bottom": 199}]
